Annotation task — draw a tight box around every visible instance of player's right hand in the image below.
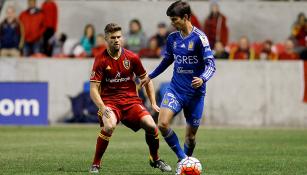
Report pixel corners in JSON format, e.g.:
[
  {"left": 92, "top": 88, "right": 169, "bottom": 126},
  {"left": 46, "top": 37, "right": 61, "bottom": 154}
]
[
  {"left": 140, "top": 76, "right": 151, "bottom": 87},
  {"left": 151, "top": 103, "right": 160, "bottom": 113}
]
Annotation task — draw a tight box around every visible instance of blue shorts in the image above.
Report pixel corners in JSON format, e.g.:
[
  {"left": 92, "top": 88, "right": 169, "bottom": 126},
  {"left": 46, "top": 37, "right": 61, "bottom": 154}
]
[{"left": 160, "top": 88, "right": 205, "bottom": 127}]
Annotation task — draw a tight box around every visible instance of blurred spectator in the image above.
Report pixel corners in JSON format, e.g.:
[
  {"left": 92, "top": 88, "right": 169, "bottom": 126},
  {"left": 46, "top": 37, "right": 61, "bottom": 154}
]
[
  {"left": 291, "top": 12, "right": 306, "bottom": 44},
  {"left": 278, "top": 39, "right": 300, "bottom": 60},
  {"left": 152, "top": 22, "right": 169, "bottom": 50},
  {"left": 92, "top": 34, "right": 107, "bottom": 57},
  {"left": 50, "top": 32, "right": 67, "bottom": 57},
  {"left": 41, "top": 0, "right": 58, "bottom": 56},
  {"left": 204, "top": 1, "right": 228, "bottom": 48},
  {"left": 295, "top": 19, "right": 307, "bottom": 47},
  {"left": 191, "top": 11, "right": 201, "bottom": 29},
  {"left": 213, "top": 41, "right": 229, "bottom": 59},
  {"left": 0, "top": 5, "right": 22, "bottom": 57},
  {"left": 125, "top": 19, "right": 147, "bottom": 54},
  {"left": 19, "top": 0, "right": 45, "bottom": 57},
  {"left": 229, "top": 36, "right": 255, "bottom": 60},
  {"left": 259, "top": 40, "right": 278, "bottom": 61},
  {"left": 80, "top": 24, "right": 95, "bottom": 57},
  {"left": 138, "top": 37, "right": 161, "bottom": 59}
]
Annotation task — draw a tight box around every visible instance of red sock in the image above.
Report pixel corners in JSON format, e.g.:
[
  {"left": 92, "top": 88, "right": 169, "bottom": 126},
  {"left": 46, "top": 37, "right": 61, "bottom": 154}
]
[
  {"left": 145, "top": 128, "right": 159, "bottom": 161},
  {"left": 92, "top": 129, "right": 112, "bottom": 166}
]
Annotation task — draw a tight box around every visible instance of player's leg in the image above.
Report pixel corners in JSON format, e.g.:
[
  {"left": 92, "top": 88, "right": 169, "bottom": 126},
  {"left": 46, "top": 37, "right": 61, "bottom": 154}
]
[
  {"left": 140, "top": 115, "right": 172, "bottom": 172},
  {"left": 158, "top": 108, "right": 186, "bottom": 161},
  {"left": 140, "top": 115, "right": 160, "bottom": 161},
  {"left": 183, "top": 95, "right": 205, "bottom": 156},
  {"left": 90, "top": 106, "right": 118, "bottom": 173},
  {"left": 158, "top": 91, "right": 186, "bottom": 161},
  {"left": 184, "top": 125, "right": 198, "bottom": 156}
]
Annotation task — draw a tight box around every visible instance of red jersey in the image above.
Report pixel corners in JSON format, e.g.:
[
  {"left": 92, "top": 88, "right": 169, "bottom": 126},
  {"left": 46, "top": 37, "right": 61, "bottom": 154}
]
[
  {"left": 41, "top": 1, "right": 58, "bottom": 30},
  {"left": 90, "top": 48, "right": 147, "bottom": 104}
]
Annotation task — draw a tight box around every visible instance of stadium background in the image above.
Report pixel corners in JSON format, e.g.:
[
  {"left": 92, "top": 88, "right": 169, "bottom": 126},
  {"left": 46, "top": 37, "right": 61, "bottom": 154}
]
[
  {"left": 1, "top": 1, "right": 307, "bottom": 175},
  {"left": 0, "top": 0, "right": 307, "bottom": 126}
]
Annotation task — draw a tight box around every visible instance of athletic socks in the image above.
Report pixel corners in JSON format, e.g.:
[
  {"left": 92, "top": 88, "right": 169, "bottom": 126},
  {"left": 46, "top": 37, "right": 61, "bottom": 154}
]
[
  {"left": 162, "top": 128, "right": 186, "bottom": 160},
  {"left": 184, "top": 141, "right": 196, "bottom": 157},
  {"left": 145, "top": 127, "right": 160, "bottom": 161},
  {"left": 92, "top": 129, "right": 112, "bottom": 166}
]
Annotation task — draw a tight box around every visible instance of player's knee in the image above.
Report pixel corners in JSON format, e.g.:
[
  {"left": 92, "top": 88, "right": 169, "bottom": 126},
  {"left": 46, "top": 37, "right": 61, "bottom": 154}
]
[
  {"left": 104, "top": 125, "right": 116, "bottom": 134},
  {"left": 158, "top": 122, "right": 169, "bottom": 134}
]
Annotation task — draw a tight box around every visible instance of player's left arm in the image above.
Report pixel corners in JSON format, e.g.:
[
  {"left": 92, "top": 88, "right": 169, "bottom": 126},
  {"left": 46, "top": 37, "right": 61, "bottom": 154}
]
[{"left": 192, "top": 36, "right": 216, "bottom": 89}]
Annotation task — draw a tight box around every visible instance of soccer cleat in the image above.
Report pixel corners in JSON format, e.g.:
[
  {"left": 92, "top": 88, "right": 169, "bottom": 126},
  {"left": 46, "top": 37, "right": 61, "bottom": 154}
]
[
  {"left": 89, "top": 165, "right": 100, "bottom": 173},
  {"left": 149, "top": 158, "right": 172, "bottom": 172}
]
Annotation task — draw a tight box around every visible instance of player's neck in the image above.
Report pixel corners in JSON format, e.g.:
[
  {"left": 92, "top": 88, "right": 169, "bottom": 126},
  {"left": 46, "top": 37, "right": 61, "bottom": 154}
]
[
  {"left": 180, "top": 22, "right": 193, "bottom": 37},
  {"left": 107, "top": 48, "right": 122, "bottom": 60}
]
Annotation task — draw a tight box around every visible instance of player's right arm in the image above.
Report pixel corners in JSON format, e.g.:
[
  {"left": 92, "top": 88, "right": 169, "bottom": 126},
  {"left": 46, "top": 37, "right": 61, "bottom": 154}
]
[
  {"left": 89, "top": 57, "right": 112, "bottom": 119},
  {"left": 90, "top": 82, "right": 106, "bottom": 113}
]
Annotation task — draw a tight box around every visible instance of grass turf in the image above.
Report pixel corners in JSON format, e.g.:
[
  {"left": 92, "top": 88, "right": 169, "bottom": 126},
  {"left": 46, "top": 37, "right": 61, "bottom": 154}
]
[{"left": 0, "top": 125, "right": 306, "bottom": 175}]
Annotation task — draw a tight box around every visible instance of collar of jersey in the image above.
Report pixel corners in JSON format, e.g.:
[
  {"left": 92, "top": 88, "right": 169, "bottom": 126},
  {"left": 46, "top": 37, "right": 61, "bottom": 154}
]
[{"left": 179, "top": 26, "right": 195, "bottom": 40}]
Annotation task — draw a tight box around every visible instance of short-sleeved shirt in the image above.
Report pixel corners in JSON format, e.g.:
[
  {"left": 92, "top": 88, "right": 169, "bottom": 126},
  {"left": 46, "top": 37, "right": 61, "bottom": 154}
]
[{"left": 90, "top": 48, "right": 147, "bottom": 105}]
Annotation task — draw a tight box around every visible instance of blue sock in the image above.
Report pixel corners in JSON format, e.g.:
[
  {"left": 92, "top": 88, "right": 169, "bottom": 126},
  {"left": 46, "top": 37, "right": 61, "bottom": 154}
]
[
  {"left": 162, "top": 128, "right": 186, "bottom": 160},
  {"left": 184, "top": 142, "right": 195, "bottom": 157}
]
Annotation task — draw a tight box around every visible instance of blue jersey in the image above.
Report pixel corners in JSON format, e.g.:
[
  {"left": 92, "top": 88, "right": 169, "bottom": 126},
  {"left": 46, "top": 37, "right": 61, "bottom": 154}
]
[{"left": 149, "top": 27, "right": 216, "bottom": 96}]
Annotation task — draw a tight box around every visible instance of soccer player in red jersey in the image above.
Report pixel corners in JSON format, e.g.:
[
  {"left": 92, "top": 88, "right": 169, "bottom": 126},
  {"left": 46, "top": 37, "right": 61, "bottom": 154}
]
[{"left": 89, "top": 23, "right": 172, "bottom": 173}]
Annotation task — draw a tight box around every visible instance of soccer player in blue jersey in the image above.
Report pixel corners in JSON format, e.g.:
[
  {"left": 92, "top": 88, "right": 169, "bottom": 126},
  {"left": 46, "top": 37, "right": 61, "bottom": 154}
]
[{"left": 141, "top": 0, "right": 216, "bottom": 162}]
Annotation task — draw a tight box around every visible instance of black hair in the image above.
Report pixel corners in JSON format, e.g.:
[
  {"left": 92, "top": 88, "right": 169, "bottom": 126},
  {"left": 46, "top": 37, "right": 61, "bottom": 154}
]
[{"left": 166, "top": 0, "right": 191, "bottom": 18}]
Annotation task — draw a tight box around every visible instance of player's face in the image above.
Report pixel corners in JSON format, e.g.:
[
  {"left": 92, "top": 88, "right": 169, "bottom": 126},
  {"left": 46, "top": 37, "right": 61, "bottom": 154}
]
[
  {"left": 106, "top": 31, "right": 122, "bottom": 51},
  {"left": 170, "top": 16, "right": 185, "bottom": 31}
]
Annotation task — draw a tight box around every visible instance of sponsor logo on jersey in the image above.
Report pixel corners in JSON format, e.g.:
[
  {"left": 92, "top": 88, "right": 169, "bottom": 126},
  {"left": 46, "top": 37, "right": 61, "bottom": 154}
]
[
  {"left": 173, "top": 54, "right": 198, "bottom": 64},
  {"left": 177, "top": 67, "right": 194, "bottom": 74},
  {"left": 115, "top": 71, "right": 121, "bottom": 79},
  {"left": 106, "top": 71, "right": 130, "bottom": 83},
  {"left": 123, "top": 58, "right": 130, "bottom": 70},
  {"left": 188, "top": 41, "right": 194, "bottom": 51},
  {"left": 180, "top": 43, "right": 186, "bottom": 48}
]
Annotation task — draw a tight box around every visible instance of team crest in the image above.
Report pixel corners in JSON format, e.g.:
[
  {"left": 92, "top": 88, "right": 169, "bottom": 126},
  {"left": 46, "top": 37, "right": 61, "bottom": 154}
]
[
  {"left": 163, "top": 99, "right": 169, "bottom": 105},
  {"left": 188, "top": 41, "right": 194, "bottom": 51},
  {"left": 123, "top": 58, "right": 130, "bottom": 70}
]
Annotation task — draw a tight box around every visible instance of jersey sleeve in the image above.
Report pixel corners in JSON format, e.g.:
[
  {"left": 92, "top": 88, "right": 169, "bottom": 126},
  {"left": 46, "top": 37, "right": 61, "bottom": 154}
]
[
  {"left": 132, "top": 55, "right": 147, "bottom": 78},
  {"left": 148, "top": 35, "right": 174, "bottom": 79},
  {"left": 198, "top": 35, "right": 216, "bottom": 82},
  {"left": 90, "top": 56, "right": 104, "bottom": 82}
]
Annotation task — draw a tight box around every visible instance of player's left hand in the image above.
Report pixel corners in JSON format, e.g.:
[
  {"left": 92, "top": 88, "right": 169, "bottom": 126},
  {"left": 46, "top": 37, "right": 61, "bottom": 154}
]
[
  {"left": 151, "top": 103, "right": 160, "bottom": 113},
  {"left": 191, "top": 77, "right": 204, "bottom": 89}
]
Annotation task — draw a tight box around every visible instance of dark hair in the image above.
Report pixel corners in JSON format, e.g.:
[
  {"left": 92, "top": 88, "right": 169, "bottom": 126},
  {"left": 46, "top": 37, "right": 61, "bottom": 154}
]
[
  {"left": 84, "top": 24, "right": 95, "bottom": 45},
  {"left": 129, "top": 19, "right": 142, "bottom": 30},
  {"left": 104, "top": 23, "right": 122, "bottom": 35},
  {"left": 166, "top": 0, "right": 191, "bottom": 18}
]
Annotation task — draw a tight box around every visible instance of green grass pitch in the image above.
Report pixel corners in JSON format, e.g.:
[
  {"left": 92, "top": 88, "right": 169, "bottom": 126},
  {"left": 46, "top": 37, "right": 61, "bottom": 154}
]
[{"left": 0, "top": 125, "right": 307, "bottom": 175}]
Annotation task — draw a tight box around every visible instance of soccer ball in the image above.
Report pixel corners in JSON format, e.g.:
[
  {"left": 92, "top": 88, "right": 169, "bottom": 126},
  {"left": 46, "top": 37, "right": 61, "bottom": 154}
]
[{"left": 176, "top": 157, "right": 202, "bottom": 175}]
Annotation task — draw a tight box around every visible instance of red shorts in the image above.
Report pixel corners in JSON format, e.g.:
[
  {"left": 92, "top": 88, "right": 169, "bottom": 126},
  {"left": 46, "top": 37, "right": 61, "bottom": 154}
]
[{"left": 103, "top": 102, "right": 150, "bottom": 132}]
